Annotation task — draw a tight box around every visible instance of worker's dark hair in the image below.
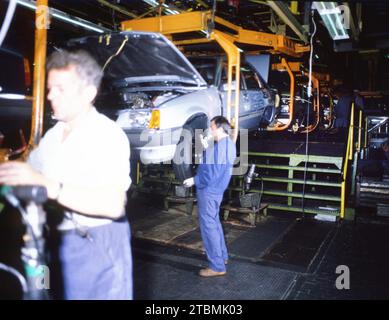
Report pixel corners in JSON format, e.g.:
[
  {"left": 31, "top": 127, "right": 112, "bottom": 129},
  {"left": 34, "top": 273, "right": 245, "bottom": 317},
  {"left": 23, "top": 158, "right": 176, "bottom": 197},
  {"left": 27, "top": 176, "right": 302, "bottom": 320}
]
[
  {"left": 46, "top": 49, "right": 103, "bottom": 89},
  {"left": 211, "top": 116, "right": 231, "bottom": 134}
]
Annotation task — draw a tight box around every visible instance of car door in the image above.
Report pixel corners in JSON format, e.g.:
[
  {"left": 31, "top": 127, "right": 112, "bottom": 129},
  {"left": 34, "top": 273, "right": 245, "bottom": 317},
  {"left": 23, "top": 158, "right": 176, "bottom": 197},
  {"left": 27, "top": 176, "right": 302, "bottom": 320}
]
[
  {"left": 239, "top": 64, "right": 265, "bottom": 129},
  {"left": 219, "top": 62, "right": 252, "bottom": 129}
]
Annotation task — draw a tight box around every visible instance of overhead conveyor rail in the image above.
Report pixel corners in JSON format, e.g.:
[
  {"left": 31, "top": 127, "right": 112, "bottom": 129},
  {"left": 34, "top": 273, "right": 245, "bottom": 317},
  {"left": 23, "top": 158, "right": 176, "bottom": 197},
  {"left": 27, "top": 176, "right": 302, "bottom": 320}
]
[
  {"left": 270, "top": 60, "right": 330, "bottom": 133},
  {"left": 268, "top": 58, "right": 295, "bottom": 131}
]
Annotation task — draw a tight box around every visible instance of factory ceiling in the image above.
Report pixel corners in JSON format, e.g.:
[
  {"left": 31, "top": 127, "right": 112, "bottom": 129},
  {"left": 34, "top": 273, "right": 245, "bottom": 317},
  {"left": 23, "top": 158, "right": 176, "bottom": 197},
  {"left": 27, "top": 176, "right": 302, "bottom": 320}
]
[{"left": 1, "top": 1, "right": 389, "bottom": 91}]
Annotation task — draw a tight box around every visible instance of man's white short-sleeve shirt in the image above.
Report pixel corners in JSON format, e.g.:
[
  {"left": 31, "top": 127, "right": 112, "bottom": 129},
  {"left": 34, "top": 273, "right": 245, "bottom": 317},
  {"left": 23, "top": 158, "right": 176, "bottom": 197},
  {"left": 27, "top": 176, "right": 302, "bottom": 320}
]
[{"left": 28, "top": 107, "right": 131, "bottom": 229}]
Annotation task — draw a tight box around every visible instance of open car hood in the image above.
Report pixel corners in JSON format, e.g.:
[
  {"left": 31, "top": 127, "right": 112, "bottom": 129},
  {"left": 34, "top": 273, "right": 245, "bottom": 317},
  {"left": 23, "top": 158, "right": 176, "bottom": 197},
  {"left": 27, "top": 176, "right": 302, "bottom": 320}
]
[{"left": 66, "top": 31, "right": 207, "bottom": 87}]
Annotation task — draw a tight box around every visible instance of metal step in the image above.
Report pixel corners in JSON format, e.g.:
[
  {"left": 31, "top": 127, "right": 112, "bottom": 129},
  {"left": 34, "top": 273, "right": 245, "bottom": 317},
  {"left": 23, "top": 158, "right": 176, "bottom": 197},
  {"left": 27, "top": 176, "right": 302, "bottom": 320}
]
[
  {"left": 246, "top": 152, "right": 344, "bottom": 162},
  {"left": 258, "top": 177, "right": 342, "bottom": 187},
  {"left": 267, "top": 203, "right": 340, "bottom": 216},
  {"left": 254, "top": 164, "right": 342, "bottom": 174},
  {"left": 229, "top": 187, "right": 341, "bottom": 202},
  {"left": 263, "top": 190, "right": 341, "bottom": 202}
]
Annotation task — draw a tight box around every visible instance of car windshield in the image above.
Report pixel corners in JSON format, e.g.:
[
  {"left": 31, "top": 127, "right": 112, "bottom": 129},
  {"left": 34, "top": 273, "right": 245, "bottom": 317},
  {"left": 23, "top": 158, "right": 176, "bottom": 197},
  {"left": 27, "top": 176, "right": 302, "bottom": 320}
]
[{"left": 188, "top": 58, "right": 217, "bottom": 86}]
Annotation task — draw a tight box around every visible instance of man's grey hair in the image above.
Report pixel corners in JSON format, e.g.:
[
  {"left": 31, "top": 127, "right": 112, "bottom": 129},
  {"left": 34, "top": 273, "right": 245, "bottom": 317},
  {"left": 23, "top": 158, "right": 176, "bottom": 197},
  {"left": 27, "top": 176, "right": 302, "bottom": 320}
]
[{"left": 46, "top": 49, "right": 103, "bottom": 89}]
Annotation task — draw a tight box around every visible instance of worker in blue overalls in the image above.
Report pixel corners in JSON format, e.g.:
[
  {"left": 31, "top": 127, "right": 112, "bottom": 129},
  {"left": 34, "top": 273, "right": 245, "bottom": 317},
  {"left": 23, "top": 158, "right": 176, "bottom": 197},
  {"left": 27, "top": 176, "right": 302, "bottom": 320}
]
[
  {"left": 183, "top": 116, "right": 236, "bottom": 277},
  {"left": 332, "top": 86, "right": 354, "bottom": 130}
]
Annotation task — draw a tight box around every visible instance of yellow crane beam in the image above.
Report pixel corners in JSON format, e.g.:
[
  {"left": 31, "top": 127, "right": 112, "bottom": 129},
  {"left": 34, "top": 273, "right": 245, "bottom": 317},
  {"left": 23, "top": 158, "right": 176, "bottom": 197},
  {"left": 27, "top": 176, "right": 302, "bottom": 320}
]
[{"left": 121, "top": 10, "right": 310, "bottom": 57}]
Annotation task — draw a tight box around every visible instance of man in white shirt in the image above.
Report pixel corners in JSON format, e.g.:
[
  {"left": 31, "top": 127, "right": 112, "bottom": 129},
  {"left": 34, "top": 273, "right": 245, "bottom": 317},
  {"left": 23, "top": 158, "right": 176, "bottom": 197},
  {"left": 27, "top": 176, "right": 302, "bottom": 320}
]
[{"left": 0, "top": 50, "right": 132, "bottom": 299}]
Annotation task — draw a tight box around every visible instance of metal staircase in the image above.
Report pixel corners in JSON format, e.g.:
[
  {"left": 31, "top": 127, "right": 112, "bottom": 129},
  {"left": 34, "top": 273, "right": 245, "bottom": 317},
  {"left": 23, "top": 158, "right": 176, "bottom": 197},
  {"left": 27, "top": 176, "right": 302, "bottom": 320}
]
[
  {"left": 228, "top": 103, "right": 359, "bottom": 220},
  {"left": 229, "top": 150, "right": 343, "bottom": 218}
]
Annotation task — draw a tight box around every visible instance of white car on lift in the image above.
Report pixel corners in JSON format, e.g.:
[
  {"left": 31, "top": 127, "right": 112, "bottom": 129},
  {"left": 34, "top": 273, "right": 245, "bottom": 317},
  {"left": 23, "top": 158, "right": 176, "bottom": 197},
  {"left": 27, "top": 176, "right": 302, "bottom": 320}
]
[{"left": 66, "top": 31, "right": 275, "bottom": 179}]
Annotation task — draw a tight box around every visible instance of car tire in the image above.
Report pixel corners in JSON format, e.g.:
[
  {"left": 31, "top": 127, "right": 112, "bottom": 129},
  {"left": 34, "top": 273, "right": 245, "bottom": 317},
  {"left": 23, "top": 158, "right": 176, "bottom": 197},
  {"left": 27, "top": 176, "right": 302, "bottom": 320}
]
[
  {"left": 173, "top": 125, "right": 196, "bottom": 181},
  {"left": 173, "top": 115, "right": 209, "bottom": 181}
]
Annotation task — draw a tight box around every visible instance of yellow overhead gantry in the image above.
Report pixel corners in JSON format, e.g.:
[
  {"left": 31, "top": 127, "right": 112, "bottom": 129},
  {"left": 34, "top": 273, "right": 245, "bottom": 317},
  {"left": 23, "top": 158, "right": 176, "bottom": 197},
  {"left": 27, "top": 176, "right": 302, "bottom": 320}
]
[
  {"left": 121, "top": 11, "right": 309, "bottom": 57},
  {"left": 271, "top": 60, "right": 330, "bottom": 133},
  {"left": 313, "top": 71, "right": 334, "bottom": 130},
  {"left": 121, "top": 10, "right": 309, "bottom": 141},
  {"left": 300, "top": 71, "right": 320, "bottom": 134},
  {"left": 269, "top": 59, "right": 297, "bottom": 131},
  {"left": 299, "top": 70, "right": 334, "bottom": 133}
]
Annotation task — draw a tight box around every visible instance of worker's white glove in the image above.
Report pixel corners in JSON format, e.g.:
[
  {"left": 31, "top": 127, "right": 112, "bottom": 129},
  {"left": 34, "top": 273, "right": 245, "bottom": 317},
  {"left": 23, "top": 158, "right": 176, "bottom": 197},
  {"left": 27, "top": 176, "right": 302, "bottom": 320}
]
[
  {"left": 183, "top": 177, "right": 195, "bottom": 188},
  {"left": 199, "top": 134, "right": 209, "bottom": 149}
]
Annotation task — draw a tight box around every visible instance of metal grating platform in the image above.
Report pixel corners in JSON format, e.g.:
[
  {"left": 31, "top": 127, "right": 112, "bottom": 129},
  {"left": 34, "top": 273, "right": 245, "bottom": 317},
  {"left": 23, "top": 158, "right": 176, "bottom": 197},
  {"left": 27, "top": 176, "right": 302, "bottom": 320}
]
[
  {"left": 261, "top": 218, "right": 335, "bottom": 272},
  {"left": 286, "top": 218, "right": 389, "bottom": 299},
  {"left": 133, "top": 241, "right": 298, "bottom": 300}
]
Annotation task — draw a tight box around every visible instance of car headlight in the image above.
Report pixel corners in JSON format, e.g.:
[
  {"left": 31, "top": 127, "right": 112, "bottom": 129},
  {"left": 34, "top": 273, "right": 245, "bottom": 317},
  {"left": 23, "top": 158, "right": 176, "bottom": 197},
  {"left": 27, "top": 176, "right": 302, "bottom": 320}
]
[{"left": 116, "top": 110, "right": 151, "bottom": 128}]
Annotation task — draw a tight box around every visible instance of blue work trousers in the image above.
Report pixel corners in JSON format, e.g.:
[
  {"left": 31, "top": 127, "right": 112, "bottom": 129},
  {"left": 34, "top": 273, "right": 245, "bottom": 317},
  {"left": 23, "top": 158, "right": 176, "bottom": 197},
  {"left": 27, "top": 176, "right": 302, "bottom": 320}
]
[
  {"left": 197, "top": 189, "right": 228, "bottom": 272},
  {"left": 58, "top": 219, "right": 133, "bottom": 300}
]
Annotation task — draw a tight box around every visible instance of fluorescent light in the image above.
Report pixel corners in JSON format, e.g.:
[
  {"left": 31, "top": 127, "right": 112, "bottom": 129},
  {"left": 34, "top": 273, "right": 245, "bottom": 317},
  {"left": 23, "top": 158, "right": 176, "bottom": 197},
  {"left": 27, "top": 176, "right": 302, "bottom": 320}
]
[
  {"left": 313, "top": 2, "right": 349, "bottom": 40},
  {"left": 165, "top": 9, "right": 179, "bottom": 15},
  {"left": 16, "top": 0, "right": 109, "bottom": 33},
  {"left": 334, "top": 11, "right": 347, "bottom": 38},
  {"left": 52, "top": 13, "right": 105, "bottom": 33},
  {"left": 15, "top": 0, "right": 35, "bottom": 10},
  {"left": 144, "top": 0, "right": 159, "bottom": 5},
  {"left": 0, "top": 93, "right": 28, "bottom": 100},
  {"left": 142, "top": 0, "right": 179, "bottom": 15}
]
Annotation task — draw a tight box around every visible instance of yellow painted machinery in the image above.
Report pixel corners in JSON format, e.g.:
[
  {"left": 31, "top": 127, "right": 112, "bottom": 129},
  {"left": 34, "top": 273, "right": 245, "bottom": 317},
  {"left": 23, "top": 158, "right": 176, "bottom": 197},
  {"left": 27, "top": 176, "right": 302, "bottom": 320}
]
[{"left": 270, "top": 60, "right": 333, "bottom": 133}]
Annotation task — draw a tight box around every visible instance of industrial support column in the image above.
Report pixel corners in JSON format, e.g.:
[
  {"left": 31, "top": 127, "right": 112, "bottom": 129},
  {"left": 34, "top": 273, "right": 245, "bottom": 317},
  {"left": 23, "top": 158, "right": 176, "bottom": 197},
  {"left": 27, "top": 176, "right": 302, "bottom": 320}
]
[{"left": 26, "top": 0, "right": 48, "bottom": 153}]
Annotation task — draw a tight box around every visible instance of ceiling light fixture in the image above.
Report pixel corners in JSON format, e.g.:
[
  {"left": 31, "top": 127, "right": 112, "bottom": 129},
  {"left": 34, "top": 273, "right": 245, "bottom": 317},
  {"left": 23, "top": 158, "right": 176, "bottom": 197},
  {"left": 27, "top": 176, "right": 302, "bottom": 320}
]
[
  {"left": 312, "top": 2, "right": 349, "bottom": 40},
  {"left": 16, "top": 0, "right": 110, "bottom": 33},
  {"left": 142, "top": 0, "right": 179, "bottom": 15}
]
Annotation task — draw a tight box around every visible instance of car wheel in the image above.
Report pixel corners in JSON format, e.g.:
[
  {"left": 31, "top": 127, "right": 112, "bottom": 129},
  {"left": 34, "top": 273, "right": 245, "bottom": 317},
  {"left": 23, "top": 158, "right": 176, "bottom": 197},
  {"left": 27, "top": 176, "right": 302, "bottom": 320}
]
[
  {"left": 173, "top": 125, "right": 196, "bottom": 181},
  {"left": 173, "top": 115, "right": 209, "bottom": 181}
]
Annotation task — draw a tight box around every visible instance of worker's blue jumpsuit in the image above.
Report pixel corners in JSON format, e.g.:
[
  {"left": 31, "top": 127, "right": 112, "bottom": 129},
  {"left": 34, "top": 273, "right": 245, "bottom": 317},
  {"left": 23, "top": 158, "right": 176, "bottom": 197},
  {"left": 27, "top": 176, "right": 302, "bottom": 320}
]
[
  {"left": 194, "top": 136, "right": 236, "bottom": 272},
  {"left": 334, "top": 94, "right": 353, "bottom": 128}
]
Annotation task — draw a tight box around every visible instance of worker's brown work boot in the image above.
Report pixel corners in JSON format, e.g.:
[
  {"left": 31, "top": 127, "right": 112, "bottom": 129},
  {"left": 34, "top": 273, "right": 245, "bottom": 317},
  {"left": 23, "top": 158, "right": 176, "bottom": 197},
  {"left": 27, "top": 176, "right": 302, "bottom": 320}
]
[{"left": 199, "top": 268, "right": 226, "bottom": 277}]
